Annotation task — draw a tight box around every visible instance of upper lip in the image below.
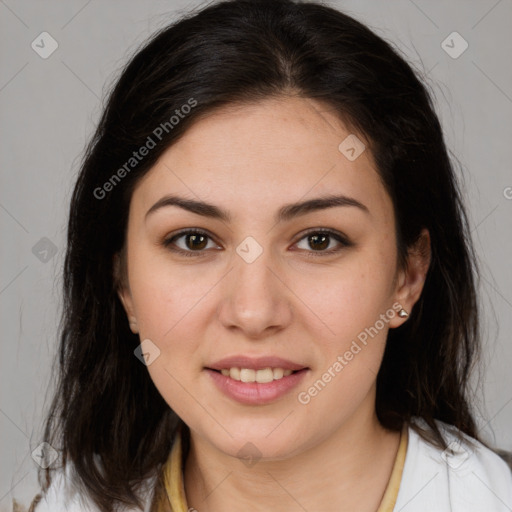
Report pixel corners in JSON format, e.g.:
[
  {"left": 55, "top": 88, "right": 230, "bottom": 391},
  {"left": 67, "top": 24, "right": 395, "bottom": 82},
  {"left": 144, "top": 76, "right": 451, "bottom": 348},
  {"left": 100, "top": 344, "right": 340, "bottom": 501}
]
[{"left": 207, "top": 355, "right": 308, "bottom": 371}]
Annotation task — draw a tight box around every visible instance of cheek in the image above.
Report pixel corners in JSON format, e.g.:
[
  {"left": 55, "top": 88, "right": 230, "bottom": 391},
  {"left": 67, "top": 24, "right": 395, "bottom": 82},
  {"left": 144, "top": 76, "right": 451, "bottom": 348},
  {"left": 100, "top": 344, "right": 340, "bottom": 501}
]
[
  {"left": 294, "top": 267, "right": 393, "bottom": 425},
  {"left": 295, "top": 244, "right": 396, "bottom": 342},
  {"left": 132, "top": 268, "right": 208, "bottom": 421},
  {"left": 291, "top": 242, "right": 396, "bottom": 407},
  {"left": 128, "top": 244, "right": 211, "bottom": 338}
]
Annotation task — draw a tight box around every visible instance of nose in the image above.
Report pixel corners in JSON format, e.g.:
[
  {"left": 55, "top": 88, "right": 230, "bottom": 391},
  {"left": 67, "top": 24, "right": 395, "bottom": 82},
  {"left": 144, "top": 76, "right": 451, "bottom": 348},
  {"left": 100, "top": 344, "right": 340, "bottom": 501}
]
[{"left": 216, "top": 243, "right": 293, "bottom": 340}]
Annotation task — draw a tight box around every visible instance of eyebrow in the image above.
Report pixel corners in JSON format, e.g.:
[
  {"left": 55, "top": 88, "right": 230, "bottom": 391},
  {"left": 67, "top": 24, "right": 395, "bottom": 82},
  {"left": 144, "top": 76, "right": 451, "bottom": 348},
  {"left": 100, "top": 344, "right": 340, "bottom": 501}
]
[{"left": 145, "top": 193, "right": 370, "bottom": 223}]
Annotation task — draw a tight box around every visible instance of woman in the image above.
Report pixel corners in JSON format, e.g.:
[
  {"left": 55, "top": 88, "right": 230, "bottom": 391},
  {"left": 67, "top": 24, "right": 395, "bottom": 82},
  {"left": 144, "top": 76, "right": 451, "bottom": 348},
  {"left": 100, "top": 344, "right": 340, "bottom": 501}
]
[{"left": 26, "top": 0, "right": 512, "bottom": 510}]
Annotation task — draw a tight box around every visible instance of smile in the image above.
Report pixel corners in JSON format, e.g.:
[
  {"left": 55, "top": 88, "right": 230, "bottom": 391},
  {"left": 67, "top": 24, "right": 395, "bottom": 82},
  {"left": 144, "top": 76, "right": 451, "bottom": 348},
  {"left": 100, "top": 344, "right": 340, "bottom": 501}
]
[
  {"left": 205, "top": 367, "right": 309, "bottom": 405},
  {"left": 218, "top": 367, "right": 294, "bottom": 383}
]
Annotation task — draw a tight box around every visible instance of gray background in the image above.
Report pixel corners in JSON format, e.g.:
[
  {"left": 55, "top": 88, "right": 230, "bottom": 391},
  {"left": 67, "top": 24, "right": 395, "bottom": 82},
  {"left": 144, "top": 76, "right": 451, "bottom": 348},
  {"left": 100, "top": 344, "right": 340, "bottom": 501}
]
[{"left": 1, "top": 0, "right": 511, "bottom": 509}]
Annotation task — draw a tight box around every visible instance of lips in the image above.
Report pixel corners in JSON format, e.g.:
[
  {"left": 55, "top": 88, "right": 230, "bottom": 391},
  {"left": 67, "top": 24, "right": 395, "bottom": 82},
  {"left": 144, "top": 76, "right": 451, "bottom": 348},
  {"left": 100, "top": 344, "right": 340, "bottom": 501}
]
[
  {"left": 205, "top": 355, "right": 309, "bottom": 404},
  {"left": 206, "top": 367, "right": 309, "bottom": 405}
]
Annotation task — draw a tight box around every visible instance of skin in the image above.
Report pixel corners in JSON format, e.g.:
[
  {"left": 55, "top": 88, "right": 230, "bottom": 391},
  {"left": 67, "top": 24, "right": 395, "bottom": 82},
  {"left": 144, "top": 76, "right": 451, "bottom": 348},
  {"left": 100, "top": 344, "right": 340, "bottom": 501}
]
[{"left": 117, "top": 95, "right": 431, "bottom": 512}]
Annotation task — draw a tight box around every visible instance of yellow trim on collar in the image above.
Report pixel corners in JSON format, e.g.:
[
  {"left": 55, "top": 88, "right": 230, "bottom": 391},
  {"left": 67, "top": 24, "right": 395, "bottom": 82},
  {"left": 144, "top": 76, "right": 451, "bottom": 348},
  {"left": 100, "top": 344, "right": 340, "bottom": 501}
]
[
  {"left": 163, "top": 428, "right": 188, "bottom": 512},
  {"left": 376, "top": 423, "right": 409, "bottom": 512}
]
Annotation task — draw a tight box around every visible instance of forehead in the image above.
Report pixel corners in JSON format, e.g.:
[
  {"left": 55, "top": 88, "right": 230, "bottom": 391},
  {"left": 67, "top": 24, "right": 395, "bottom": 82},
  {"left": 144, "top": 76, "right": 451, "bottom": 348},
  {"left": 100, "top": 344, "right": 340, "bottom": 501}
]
[{"left": 131, "top": 96, "right": 393, "bottom": 224}]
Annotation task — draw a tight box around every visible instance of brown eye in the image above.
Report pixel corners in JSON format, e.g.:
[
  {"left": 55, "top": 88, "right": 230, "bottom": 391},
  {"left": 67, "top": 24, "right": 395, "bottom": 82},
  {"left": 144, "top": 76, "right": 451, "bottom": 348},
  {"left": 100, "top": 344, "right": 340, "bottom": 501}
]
[
  {"left": 163, "top": 229, "right": 217, "bottom": 257},
  {"left": 306, "top": 233, "right": 330, "bottom": 251},
  {"left": 295, "top": 229, "right": 352, "bottom": 257},
  {"left": 183, "top": 233, "right": 208, "bottom": 250}
]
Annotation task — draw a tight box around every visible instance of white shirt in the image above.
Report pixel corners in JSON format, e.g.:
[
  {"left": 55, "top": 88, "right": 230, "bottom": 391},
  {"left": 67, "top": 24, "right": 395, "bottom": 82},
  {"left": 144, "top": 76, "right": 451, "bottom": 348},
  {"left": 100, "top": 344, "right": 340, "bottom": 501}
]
[
  {"left": 395, "top": 418, "right": 512, "bottom": 511},
  {"left": 32, "top": 418, "right": 512, "bottom": 511}
]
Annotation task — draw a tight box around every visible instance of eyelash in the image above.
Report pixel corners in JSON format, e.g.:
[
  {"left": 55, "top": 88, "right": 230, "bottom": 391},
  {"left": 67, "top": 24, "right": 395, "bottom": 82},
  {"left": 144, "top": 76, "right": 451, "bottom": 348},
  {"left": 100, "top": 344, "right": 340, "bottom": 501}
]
[{"left": 162, "top": 228, "right": 352, "bottom": 258}]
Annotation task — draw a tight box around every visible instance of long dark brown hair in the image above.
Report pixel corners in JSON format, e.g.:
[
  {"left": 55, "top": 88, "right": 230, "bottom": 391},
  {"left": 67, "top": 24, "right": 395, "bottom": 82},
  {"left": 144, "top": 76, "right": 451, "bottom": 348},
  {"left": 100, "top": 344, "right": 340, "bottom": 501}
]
[{"left": 35, "top": 0, "right": 485, "bottom": 510}]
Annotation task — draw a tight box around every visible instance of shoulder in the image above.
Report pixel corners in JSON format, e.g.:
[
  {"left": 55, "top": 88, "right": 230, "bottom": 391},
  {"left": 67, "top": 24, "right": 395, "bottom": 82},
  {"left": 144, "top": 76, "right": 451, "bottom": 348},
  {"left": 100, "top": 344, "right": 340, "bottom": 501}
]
[
  {"left": 28, "top": 462, "right": 158, "bottom": 512},
  {"left": 395, "top": 417, "right": 512, "bottom": 511}
]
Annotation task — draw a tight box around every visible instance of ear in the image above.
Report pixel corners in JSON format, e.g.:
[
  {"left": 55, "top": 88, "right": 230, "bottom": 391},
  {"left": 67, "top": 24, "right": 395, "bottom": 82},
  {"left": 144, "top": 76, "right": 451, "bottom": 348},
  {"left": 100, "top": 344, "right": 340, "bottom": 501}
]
[
  {"left": 388, "top": 228, "right": 431, "bottom": 328},
  {"left": 113, "top": 252, "right": 139, "bottom": 334}
]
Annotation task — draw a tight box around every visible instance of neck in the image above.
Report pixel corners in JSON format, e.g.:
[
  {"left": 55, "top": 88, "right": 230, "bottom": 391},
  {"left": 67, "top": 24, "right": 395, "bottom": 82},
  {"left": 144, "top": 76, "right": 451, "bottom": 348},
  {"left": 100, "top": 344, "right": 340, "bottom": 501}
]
[{"left": 183, "top": 406, "right": 401, "bottom": 512}]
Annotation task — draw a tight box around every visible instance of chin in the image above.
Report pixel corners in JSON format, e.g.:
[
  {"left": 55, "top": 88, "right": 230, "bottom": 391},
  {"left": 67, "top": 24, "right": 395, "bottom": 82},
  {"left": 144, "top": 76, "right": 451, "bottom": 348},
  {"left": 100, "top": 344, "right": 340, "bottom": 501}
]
[{"left": 200, "top": 421, "right": 308, "bottom": 462}]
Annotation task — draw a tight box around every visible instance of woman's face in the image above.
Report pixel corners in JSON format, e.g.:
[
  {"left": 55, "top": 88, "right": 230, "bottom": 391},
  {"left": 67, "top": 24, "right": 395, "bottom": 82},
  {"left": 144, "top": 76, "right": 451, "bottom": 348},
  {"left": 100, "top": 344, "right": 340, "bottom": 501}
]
[{"left": 118, "top": 96, "right": 429, "bottom": 460}]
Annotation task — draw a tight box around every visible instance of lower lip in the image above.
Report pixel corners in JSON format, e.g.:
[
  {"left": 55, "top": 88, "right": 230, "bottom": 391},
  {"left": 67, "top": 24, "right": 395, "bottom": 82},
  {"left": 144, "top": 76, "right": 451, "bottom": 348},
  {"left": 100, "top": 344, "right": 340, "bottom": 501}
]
[{"left": 205, "top": 368, "right": 309, "bottom": 405}]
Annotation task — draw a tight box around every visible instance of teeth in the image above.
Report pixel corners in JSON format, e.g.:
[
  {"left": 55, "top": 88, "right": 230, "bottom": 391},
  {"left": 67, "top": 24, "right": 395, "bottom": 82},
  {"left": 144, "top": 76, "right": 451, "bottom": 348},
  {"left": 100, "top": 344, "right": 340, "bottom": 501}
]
[
  {"left": 273, "top": 368, "right": 284, "bottom": 379},
  {"left": 240, "top": 368, "right": 256, "bottom": 382},
  {"left": 218, "top": 367, "right": 297, "bottom": 383}
]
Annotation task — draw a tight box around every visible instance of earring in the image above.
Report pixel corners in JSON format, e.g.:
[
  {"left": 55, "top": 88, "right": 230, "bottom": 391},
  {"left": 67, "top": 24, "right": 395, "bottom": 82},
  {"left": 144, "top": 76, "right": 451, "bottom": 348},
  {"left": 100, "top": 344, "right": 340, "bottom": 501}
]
[{"left": 398, "top": 309, "right": 409, "bottom": 318}]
